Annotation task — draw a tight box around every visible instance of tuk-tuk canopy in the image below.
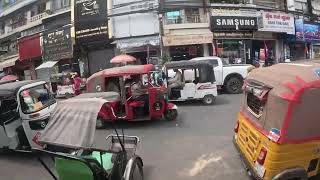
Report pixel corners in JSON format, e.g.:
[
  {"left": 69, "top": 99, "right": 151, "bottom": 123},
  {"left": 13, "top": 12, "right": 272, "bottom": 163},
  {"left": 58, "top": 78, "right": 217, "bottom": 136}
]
[
  {"left": 0, "top": 80, "right": 37, "bottom": 98},
  {"left": 40, "top": 94, "right": 112, "bottom": 148},
  {"left": 165, "top": 60, "right": 213, "bottom": 69},
  {"left": 246, "top": 61, "right": 320, "bottom": 98},
  {"left": 243, "top": 61, "right": 320, "bottom": 143},
  {"left": 87, "top": 64, "right": 154, "bottom": 93}
]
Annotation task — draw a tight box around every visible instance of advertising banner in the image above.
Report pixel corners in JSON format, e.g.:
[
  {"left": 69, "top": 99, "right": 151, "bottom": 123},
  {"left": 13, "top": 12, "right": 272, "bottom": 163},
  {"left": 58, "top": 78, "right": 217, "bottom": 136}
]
[
  {"left": 74, "top": 0, "right": 108, "bottom": 46},
  {"left": 258, "top": 11, "right": 295, "bottom": 35},
  {"left": 295, "top": 19, "right": 320, "bottom": 42},
  {"left": 42, "top": 26, "right": 73, "bottom": 61}
]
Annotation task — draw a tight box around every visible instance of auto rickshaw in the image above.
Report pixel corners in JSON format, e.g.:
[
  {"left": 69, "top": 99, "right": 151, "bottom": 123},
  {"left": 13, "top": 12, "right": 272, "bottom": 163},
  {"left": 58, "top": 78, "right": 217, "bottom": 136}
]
[
  {"left": 36, "top": 96, "right": 143, "bottom": 180},
  {"left": 233, "top": 61, "right": 320, "bottom": 180},
  {"left": 0, "top": 80, "right": 57, "bottom": 152},
  {"left": 86, "top": 64, "right": 178, "bottom": 128},
  {"left": 164, "top": 60, "right": 218, "bottom": 105}
]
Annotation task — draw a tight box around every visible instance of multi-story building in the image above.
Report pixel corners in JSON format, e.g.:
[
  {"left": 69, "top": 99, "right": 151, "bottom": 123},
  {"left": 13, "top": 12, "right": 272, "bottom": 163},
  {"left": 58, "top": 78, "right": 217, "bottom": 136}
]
[
  {"left": 0, "top": 0, "right": 73, "bottom": 80},
  {"left": 109, "top": 0, "right": 160, "bottom": 64}
]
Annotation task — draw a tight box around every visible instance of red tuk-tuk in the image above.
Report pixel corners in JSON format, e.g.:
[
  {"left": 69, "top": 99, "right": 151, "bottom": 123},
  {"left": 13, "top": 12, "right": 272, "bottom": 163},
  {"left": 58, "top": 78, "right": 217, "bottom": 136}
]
[{"left": 86, "top": 64, "right": 178, "bottom": 128}]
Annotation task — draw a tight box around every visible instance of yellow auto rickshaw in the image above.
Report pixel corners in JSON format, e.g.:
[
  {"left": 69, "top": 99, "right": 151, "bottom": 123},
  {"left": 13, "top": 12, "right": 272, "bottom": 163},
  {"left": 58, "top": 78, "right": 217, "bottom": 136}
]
[{"left": 234, "top": 61, "right": 320, "bottom": 180}]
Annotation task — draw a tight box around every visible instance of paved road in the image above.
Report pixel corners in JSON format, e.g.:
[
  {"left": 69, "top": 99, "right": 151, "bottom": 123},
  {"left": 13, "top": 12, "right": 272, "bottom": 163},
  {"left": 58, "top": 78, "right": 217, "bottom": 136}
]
[{"left": 0, "top": 94, "right": 250, "bottom": 180}]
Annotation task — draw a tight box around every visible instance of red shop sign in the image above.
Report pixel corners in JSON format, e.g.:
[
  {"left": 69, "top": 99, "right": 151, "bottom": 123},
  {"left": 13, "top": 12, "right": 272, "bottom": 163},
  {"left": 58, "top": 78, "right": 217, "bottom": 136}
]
[{"left": 18, "top": 34, "right": 42, "bottom": 61}]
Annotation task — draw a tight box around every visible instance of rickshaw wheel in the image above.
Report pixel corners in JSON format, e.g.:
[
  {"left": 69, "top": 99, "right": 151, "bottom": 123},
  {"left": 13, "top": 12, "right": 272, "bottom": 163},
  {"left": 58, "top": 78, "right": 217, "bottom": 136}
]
[
  {"left": 129, "top": 158, "right": 144, "bottom": 180},
  {"left": 202, "top": 95, "right": 215, "bottom": 105},
  {"left": 165, "top": 109, "right": 178, "bottom": 121},
  {"left": 96, "top": 118, "right": 105, "bottom": 129}
]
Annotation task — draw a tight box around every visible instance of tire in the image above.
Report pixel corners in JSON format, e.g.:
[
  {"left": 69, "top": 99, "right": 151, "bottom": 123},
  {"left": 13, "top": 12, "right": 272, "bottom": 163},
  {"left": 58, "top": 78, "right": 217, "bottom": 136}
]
[
  {"left": 129, "top": 158, "right": 144, "bottom": 180},
  {"left": 225, "top": 77, "right": 243, "bottom": 94},
  {"left": 165, "top": 109, "right": 178, "bottom": 121},
  {"left": 96, "top": 118, "right": 105, "bottom": 129},
  {"left": 202, "top": 95, "right": 215, "bottom": 105}
]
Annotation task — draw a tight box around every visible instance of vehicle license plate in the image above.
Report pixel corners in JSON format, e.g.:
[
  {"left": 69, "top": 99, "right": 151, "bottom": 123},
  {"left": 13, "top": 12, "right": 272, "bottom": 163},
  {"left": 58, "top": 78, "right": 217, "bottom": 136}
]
[{"left": 255, "top": 162, "right": 266, "bottom": 178}]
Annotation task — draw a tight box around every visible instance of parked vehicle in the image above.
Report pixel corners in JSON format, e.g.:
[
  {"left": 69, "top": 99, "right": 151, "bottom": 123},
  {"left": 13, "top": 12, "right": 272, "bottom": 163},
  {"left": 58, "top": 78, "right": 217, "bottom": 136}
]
[
  {"left": 0, "top": 80, "right": 57, "bottom": 152},
  {"left": 173, "top": 56, "right": 254, "bottom": 94},
  {"left": 164, "top": 60, "right": 217, "bottom": 105},
  {"left": 234, "top": 62, "right": 320, "bottom": 180},
  {"left": 35, "top": 96, "right": 143, "bottom": 180},
  {"left": 86, "top": 64, "right": 178, "bottom": 128}
]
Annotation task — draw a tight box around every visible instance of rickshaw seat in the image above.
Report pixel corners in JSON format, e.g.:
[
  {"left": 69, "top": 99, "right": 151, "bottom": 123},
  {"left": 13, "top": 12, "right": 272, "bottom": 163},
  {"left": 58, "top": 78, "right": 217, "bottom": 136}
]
[
  {"left": 55, "top": 152, "right": 113, "bottom": 180},
  {"left": 90, "top": 151, "right": 114, "bottom": 171},
  {"left": 55, "top": 157, "right": 95, "bottom": 180},
  {"left": 128, "top": 101, "right": 145, "bottom": 107}
]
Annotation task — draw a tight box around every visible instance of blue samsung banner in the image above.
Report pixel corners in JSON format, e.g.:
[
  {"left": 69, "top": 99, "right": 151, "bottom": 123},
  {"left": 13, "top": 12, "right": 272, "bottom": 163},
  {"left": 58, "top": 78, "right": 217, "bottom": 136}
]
[{"left": 295, "top": 19, "right": 320, "bottom": 42}]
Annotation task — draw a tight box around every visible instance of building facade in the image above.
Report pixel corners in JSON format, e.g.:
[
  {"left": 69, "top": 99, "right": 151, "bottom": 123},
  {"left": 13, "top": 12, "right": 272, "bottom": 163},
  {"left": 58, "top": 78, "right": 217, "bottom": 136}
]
[
  {"left": 1, "top": 0, "right": 320, "bottom": 80},
  {"left": 110, "top": 0, "right": 160, "bottom": 64}
]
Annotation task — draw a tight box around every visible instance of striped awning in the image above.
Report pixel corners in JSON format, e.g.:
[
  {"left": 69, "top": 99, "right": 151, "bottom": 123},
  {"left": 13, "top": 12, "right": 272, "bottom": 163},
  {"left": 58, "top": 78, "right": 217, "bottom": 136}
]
[{"left": 0, "top": 55, "right": 19, "bottom": 70}]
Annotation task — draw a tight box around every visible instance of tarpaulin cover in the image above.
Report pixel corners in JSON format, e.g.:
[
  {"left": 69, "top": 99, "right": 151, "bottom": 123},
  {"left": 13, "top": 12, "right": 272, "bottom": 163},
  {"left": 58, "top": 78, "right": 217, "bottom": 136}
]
[{"left": 40, "top": 97, "right": 107, "bottom": 148}]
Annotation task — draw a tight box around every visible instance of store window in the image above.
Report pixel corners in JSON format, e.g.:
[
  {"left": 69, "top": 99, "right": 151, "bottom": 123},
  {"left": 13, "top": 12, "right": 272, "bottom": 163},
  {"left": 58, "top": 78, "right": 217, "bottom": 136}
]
[
  {"left": 290, "top": 43, "right": 308, "bottom": 61},
  {"left": 37, "top": 3, "right": 46, "bottom": 14},
  {"left": 210, "top": 0, "right": 249, "bottom": 4},
  {"left": 170, "top": 45, "right": 203, "bottom": 61},
  {"left": 165, "top": 10, "right": 182, "bottom": 24},
  {"left": 61, "top": 0, "right": 70, "bottom": 7},
  {"left": 185, "top": 9, "right": 200, "bottom": 23},
  {"left": 313, "top": 45, "right": 320, "bottom": 58},
  {"left": 216, "top": 40, "right": 244, "bottom": 64}
]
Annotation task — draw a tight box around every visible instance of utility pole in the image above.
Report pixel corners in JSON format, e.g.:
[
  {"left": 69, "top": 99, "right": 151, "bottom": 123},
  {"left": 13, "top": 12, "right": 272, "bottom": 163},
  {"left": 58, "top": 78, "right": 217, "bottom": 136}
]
[{"left": 158, "top": 0, "right": 165, "bottom": 64}]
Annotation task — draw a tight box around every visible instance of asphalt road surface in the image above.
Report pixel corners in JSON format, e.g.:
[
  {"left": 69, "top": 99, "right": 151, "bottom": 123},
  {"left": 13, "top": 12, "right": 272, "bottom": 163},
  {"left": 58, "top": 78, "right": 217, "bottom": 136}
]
[{"left": 0, "top": 94, "right": 251, "bottom": 180}]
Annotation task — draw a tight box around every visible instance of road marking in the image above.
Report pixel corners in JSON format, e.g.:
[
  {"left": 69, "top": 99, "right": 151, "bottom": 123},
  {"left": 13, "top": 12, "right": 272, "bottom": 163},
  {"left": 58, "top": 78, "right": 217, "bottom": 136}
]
[{"left": 187, "top": 154, "right": 222, "bottom": 177}]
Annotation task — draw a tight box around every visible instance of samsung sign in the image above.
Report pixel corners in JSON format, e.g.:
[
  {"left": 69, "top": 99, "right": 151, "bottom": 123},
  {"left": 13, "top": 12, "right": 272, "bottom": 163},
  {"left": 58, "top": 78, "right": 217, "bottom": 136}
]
[{"left": 210, "top": 16, "right": 258, "bottom": 32}]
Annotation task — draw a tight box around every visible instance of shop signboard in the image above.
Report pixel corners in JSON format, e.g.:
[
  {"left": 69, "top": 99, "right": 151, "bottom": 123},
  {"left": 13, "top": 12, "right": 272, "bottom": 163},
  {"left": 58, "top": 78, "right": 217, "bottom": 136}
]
[
  {"left": 162, "top": 34, "right": 213, "bottom": 46},
  {"left": 42, "top": 26, "right": 73, "bottom": 62},
  {"left": 212, "top": 32, "right": 253, "bottom": 39},
  {"left": 18, "top": 34, "right": 42, "bottom": 61},
  {"left": 258, "top": 11, "right": 295, "bottom": 35},
  {"left": 210, "top": 16, "right": 258, "bottom": 32},
  {"left": 74, "top": 0, "right": 108, "bottom": 46}
]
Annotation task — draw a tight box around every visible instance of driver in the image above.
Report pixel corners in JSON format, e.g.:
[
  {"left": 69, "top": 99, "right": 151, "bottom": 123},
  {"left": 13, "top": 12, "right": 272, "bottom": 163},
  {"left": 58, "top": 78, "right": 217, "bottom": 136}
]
[
  {"left": 168, "top": 69, "right": 183, "bottom": 94},
  {"left": 131, "top": 76, "right": 148, "bottom": 100},
  {"left": 131, "top": 76, "right": 149, "bottom": 113}
]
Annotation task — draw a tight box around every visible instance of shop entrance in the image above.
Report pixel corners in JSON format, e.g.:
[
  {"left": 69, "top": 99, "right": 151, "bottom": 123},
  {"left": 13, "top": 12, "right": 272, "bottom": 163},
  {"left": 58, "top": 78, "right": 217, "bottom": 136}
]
[
  {"left": 251, "top": 40, "right": 276, "bottom": 66},
  {"left": 169, "top": 44, "right": 203, "bottom": 61}
]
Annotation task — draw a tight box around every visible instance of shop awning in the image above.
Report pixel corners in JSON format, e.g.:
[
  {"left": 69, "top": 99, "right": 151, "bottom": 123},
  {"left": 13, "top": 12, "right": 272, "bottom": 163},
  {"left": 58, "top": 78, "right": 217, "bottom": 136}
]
[
  {"left": 113, "top": 35, "right": 160, "bottom": 50},
  {"left": 0, "top": 55, "right": 19, "bottom": 70},
  {"left": 35, "top": 61, "right": 58, "bottom": 70}
]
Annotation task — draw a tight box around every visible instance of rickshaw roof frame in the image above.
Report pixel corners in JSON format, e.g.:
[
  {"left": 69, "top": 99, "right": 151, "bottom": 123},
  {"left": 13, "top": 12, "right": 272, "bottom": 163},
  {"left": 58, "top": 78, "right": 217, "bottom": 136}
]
[
  {"left": 0, "top": 80, "right": 41, "bottom": 98},
  {"left": 88, "top": 64, "right": 154, "bottom": 79},
  {"left": 243, "top": 60, "right": 320, "bottom": 145}
]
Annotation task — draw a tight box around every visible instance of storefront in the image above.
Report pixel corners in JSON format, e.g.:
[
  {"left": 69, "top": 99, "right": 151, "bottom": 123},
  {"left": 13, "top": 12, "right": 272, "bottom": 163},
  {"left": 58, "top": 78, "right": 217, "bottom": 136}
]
[
  {"left": 73, "top": 0, "right": 112, "bottom": 75},
  {"left": 286, "top": 19, "right": 320, "bottom": 61},
  {"left": 256, "top": 11, "right": 295, "bottom": 64},
  {"left": 36, "top": 25, "right": 74, "bottom": 92},
  {"left": 114, "top": 35, "right": 160, "bottom": 64},
  {"left": 162, "top": 34, "right": 213, "bottom": 61},
  {"left": 210, "top": 11, "right": 258, "bottom": 64},
  {"left": 17, "top": 33, "right": 42, "bottom": 80}
]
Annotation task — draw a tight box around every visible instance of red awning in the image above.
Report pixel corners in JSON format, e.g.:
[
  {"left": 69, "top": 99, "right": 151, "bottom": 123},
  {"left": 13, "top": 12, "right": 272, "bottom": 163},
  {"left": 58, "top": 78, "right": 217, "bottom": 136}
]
[{"left": 18, "top": 34, "right": 41, "bottom": 61}]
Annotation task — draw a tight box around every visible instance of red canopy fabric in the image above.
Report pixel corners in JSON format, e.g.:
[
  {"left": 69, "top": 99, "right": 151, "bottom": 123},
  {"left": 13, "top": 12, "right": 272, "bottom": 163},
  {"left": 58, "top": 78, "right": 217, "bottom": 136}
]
[
  {"left": 110, "top": 55, "right": 136, "bottom": 64},
  {"left": 1, "top": 75, "right": 18, "bottom": 81}
]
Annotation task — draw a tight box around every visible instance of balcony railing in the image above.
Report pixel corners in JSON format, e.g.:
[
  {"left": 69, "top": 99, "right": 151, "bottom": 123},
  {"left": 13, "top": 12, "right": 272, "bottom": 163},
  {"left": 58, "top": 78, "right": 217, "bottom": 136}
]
[
  {"left": 0, "top": 12, "right": 47, "bottom": 39},
  {"left": 30, "top": 12, "right": 49, "bottom": 22},
  {"left": 165, "top": 15, "right": 208, "bottom": 25},
  {"left": 252, "top": 0, "right": 284, "bottom": 9}
]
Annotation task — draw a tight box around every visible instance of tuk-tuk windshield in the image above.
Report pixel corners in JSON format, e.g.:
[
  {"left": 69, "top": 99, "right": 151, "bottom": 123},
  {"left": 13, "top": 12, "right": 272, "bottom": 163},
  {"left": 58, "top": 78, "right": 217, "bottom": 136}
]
[{"left": 20, "top": 84, "right": 56, "bottom": 114}]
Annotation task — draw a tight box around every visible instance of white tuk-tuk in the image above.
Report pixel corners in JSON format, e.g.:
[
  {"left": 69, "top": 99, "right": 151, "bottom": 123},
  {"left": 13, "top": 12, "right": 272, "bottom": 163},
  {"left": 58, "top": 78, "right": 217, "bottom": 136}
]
[
  {"left": 164, "top": 60, "right": 218, "bottom": 105},
  {"left": 0, "top": 80, "right": 57, "bottom": 152}
]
